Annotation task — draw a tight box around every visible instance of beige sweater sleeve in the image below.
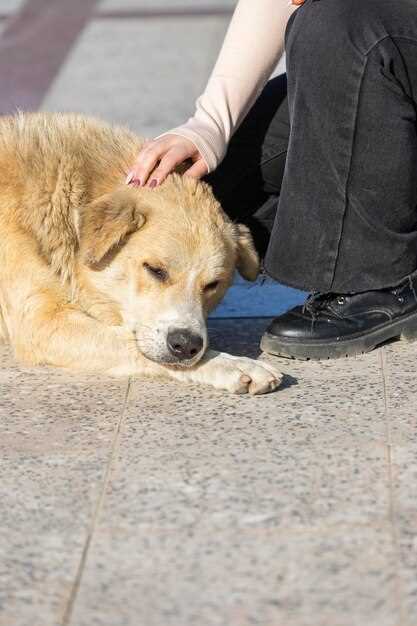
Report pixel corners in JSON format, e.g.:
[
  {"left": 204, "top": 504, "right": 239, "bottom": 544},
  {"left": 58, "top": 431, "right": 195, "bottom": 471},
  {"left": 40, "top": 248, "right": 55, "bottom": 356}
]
[{"left": 159, "top": 0, "right": 297, "bottom": 172}]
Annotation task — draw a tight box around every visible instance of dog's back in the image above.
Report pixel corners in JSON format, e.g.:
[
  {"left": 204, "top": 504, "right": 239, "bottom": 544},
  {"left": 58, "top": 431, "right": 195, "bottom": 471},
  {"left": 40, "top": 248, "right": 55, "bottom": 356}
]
[
  {"left": 0, "top": 112, "right": 143, "bottom": 280},
  {"left": 0, "top": 111, "right": 142, "bottom": 212}
]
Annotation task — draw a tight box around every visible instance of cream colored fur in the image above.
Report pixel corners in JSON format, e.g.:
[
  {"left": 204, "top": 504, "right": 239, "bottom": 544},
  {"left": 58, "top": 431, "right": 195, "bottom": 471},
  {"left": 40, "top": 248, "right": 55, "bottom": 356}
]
[{"left": 0, "top": 112, "right": 282, "bottom": 394}]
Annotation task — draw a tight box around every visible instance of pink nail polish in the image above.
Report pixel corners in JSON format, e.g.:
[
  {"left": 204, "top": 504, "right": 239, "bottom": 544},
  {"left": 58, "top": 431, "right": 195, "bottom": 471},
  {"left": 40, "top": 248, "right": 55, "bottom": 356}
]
[
  {"left": 149, "top": 179, "right": 157, "bottom": 189},
  {"left": 132, "top": 179, "right": 142, "bottom": 188},
  {"left": 125, "top": 171, "right": 134, "bottom": 185}
]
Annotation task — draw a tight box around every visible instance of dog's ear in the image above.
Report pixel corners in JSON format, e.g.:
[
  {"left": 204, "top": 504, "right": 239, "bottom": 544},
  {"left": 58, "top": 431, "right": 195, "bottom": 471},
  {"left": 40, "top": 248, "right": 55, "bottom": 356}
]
[
  {"left": 79, "top": 188, "right": 146, "bottom": 267},
  {"left": 235, "top": 224, "right": 260, "bottom": 281}
]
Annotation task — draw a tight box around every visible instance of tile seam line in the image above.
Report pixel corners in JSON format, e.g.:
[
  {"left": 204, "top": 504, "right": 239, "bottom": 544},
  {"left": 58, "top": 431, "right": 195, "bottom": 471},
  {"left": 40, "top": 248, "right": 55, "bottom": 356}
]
[
  {"left": 379, "top": 347, "right": 407, "bottom": 626},
  {"left": 61, "top": 377, "right": 133, "bottom": 626}
]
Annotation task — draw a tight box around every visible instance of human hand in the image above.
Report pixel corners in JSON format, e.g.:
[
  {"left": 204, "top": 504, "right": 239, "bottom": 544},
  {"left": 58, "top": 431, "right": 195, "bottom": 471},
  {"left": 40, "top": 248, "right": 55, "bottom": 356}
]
[{"left": 126, "top": 134, "right": 208, "bottom": 188}]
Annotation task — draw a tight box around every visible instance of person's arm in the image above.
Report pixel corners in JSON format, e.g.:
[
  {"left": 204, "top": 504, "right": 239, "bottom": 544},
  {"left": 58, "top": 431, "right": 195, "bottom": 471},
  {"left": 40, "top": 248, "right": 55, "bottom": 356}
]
[{"left": 128, "top": 0, "right": 299, "bottom": 187}]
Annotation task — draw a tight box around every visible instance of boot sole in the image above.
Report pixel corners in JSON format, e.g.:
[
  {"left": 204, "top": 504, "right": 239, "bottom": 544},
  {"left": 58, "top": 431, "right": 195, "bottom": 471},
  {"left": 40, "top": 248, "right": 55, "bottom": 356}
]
[{"left": 260, "top": 309, "right": 417, "bottom": 361}]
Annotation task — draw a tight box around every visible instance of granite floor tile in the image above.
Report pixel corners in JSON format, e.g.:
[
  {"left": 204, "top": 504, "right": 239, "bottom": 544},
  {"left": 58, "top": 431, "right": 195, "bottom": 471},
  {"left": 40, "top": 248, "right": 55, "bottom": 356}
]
[
  {"left": 92, "top": 320, "right": 389, "bottom": 536},
  {"left": 0, "top": 345, "right": 128, "bottom": 626},
  {"left": 375, "top": 344, "right": 417, "bottom": 442},
  {"left": 390, "top": 445, "right": 417, "bottom": 522},
  {"left": 72, "top": 358, "right": 391, "bottom": 538},
  {"left": 380, "top": 339, "right": 417, "bottom": 376},
  {"left": 376, "top": 408, "right": 417, "bottom": 626},
  {"left": 88, "top": 430, "right": 389, "bottom": 533},
  {"left": 380, "top": 400, "right": 417, "bottom": 445},
  {"left": 0, "top": 335, "right": 403, "bottom": 625},
  {"left": 373, "top": 343, "right": 417, "bottom": 625},
  {"left": 394, "top": 523, "right": 417, "bottom": 626},
  {"left": 385, "top": 380, "right": 417, "bottom": 413},
  {"left": 386, "top": 363, "right": 417, "bottom": 529},
  {"left": 69, "top": 525, "right": 399, "bottom": 626}
]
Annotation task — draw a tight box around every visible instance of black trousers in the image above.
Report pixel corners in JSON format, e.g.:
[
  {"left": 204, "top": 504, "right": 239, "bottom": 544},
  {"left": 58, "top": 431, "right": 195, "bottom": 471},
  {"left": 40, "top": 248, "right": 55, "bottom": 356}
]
[{"left": 206, "top": 0, "right": 417, "bottom": 293}]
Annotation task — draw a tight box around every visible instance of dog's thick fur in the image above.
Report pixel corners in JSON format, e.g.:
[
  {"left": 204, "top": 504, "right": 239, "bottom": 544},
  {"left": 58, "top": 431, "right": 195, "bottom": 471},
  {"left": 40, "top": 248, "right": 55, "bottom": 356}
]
[{"left": 0, "top": 112, "right": 281, "bottom": 394}]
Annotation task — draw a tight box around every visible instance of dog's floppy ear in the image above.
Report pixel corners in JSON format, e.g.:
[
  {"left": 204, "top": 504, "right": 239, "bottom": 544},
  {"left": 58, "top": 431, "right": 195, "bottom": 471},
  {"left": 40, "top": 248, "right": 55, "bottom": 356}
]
[
  {"left": 235, "top": 223, "right": 260, "bottom": 281},
  {"left": 79, "top": 188, "right": 146, "bottom": 267}
]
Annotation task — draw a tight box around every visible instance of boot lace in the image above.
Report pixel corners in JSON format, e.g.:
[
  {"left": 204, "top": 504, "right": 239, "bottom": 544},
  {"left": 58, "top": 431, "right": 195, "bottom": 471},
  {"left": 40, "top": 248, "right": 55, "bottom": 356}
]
[{"left": 303, "top": 292, "right": 340, "bottom": 317}]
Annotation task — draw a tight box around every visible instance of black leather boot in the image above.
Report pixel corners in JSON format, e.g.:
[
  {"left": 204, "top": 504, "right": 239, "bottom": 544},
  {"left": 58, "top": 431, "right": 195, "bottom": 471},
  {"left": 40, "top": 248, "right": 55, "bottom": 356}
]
[{"left": 260, "top": 277, "right": 417, "bottom": 360}]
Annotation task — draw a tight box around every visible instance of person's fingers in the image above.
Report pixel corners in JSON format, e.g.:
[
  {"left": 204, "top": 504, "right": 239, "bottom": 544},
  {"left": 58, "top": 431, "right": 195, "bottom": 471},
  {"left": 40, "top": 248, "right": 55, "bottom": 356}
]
[
  {"left": 126, "top": 134, "right": 204, "bottom": 188},
  {"left": 128, "top": 140, "right": 169, "bottom": 186},
  {"left": 146, "top": 147, "right": 190, "bottom": 186},
  {"left": 183, "top": 159, "right": 208, "bottom": 179}
]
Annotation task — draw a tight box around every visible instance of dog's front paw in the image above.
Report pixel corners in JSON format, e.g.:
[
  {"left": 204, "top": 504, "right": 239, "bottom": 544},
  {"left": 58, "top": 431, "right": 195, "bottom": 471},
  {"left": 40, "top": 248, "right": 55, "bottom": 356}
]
[{"left": 189, "top": 351, "right": 283, "bottom": 395}]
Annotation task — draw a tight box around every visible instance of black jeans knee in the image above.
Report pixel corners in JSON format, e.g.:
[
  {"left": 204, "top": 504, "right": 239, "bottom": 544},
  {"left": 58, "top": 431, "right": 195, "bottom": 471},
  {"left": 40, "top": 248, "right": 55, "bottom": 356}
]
[{"left": 207, "top": 0, "right": 417, "bottom": 293}]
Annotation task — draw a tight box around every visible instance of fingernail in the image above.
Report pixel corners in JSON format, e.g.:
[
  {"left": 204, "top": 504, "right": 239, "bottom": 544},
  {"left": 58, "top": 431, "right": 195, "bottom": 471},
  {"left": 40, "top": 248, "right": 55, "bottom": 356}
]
[
  {"left": 149, "top": 179, "right": 158, "bottom": 189},
  {"left": 125, "top": 171, "right": 134, "bottom": 185},
  {"left": 132, "top": 179, "right": 142, "bottom": 188}
]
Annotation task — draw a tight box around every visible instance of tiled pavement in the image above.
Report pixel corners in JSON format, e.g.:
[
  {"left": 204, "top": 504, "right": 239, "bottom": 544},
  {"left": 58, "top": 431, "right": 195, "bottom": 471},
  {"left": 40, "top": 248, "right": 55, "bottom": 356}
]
[
  {"left": 3, "top": 323, "right": 417, "bottom": 626},
  {"left": 2, "top": 2, "right": 417, "bottom": 626}
]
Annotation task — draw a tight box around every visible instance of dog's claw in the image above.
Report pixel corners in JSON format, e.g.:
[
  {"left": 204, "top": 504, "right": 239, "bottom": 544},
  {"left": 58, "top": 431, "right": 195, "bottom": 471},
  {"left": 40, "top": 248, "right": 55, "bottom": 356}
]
[
  {"left": 234, "top": 373, "right": 251, "bottom": 394},
  {"left": 240, "top": 366, "right": 283, "bottom": 396}
]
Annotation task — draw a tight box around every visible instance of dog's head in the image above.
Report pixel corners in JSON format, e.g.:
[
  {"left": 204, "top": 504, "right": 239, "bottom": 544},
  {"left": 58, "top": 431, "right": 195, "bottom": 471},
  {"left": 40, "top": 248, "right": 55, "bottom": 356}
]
[{"left": 78, "top": 174, "right": 259, "bottom": 367}]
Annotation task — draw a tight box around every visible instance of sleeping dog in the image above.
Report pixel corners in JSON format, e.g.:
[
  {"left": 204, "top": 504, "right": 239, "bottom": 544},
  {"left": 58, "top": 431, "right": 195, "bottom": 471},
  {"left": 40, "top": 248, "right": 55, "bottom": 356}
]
[{"left": 0, "top": 112, "right": 282, "bottom": 394}]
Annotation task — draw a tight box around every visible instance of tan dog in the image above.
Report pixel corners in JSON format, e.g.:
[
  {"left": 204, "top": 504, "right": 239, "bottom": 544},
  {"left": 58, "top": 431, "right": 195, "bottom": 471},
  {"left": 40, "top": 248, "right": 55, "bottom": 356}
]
[{"left": 0, "top": 112, "right": 282, "bottom": 394}]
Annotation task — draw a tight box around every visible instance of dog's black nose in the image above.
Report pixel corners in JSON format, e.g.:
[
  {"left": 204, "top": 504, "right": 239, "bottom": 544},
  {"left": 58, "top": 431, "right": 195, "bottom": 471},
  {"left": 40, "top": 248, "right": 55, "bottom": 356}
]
[{"left": 167, "top": 329, "right": 204, "bottom": 360}]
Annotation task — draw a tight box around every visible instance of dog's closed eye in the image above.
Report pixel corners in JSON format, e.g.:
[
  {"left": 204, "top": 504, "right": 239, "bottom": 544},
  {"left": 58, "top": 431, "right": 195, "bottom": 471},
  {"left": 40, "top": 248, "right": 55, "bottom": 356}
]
[
  {"left": 204, "top": 280, "right": 220, "bottom": 293},
  {"left": 143, "top": 262, "right": 168, "bottom": 282}
]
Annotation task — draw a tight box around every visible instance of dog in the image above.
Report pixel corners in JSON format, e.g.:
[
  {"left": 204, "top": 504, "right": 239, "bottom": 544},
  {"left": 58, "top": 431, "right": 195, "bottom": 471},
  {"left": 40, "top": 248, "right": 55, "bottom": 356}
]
[{"left": 0, "top": 112, "right": 282, "bottom": 394}]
